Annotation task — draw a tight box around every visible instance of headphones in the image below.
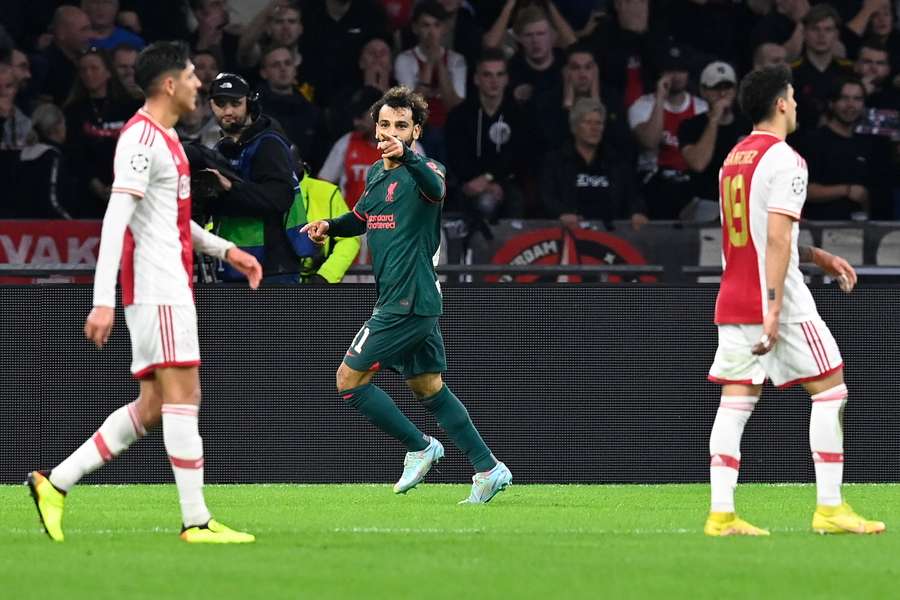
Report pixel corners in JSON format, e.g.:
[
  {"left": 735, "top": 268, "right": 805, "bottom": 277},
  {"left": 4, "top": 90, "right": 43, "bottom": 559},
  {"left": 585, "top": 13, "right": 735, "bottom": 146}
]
[{"left": 212, "top": 72, "right": 261, "bottom": 120}]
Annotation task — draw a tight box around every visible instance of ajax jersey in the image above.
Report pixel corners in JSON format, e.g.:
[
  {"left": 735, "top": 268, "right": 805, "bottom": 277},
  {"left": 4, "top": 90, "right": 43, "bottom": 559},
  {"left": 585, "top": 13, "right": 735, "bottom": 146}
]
[
  {"left": 714, "top": 131, "right": 818, "bottom": 325},
  {"left": 111, "top": 109, "right": 194, "bottom": 307}
]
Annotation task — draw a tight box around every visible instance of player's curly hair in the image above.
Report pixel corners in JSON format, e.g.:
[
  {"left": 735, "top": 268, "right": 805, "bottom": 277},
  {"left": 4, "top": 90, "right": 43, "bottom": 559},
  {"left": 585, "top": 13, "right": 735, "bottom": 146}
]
[
  {"left": 738, "top": 65, "right": 793, "bottom": 125},
  {"left": 370, "top": 86, "right": 430, "bottom": 127}
]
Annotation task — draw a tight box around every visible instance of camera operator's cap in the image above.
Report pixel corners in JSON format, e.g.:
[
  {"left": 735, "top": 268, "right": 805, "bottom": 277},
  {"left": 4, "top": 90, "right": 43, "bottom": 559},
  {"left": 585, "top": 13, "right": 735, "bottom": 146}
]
[
  {"left": 210, "top": 73, "right": 250, "bottom": 99},
  {"left": 700, "top": 61, "right": 737, "bottom": 88},
  {"left": 657, "top": 42, "right": 691, "bottom": 72}
]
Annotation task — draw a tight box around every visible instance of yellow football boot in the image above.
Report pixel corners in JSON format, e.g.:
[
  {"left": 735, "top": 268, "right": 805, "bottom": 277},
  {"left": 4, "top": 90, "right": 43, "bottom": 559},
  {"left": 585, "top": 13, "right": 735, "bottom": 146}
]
[
  {"left": 180, "top": 519, "right": 256, "bottom": 543},
  {"left": 26, "top": 471, "right": 65, "bottom": 542},
  {"left": 812, "top": 503, "right": 885, "bottom": 535},
  {"left": 704, "top": 512, "right": 770, "bottom": 537}
]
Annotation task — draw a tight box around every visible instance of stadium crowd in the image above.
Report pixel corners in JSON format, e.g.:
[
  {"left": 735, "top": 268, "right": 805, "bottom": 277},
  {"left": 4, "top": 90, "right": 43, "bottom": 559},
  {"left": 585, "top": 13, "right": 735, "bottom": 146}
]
[{"left": 0, "top": 0, "right": 898, "bottom": 226}]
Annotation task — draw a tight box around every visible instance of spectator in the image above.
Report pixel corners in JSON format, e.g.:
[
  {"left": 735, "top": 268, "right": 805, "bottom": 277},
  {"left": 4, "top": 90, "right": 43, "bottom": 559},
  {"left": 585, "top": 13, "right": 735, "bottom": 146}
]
[
  {"left": 628, "top": 42, "right": 708, "bottom": 220},
  {"left": 206, "top": 73, "right": 305, "bottom": 282},
  {"left": 483, "top": 0, "right": 577, "bottom": 52},
  {"left": 435, "top": 0, "right": 483, "bottom": 67},
  {"left": 854, "top": 38, "right": 900, "bottom": 110},
  {"left": 13, "top": 104, "right": 76, "bottom": 219},
  {"left": 318, "top": 85, "right": 384, "bottom": 208},
  {"left": 36, "top": 6, "right": 93, "bottom": 105},
  {"left": 533, "top": 42, "right": 629, "bottom": 154},
  {"left": 752, "top": 41, "right": 789, "bottom": 70},
  {"left": 791, "top": 4, "right": 853, "bottom": 132},
  {"left": 111, "top": 44, "right": 140, "bottom": 97},
  {"left": 257, "top": 45, "right": 323, "bottom": 168},
  {"left": 193, "top": 49, "right": 220, "bottom": 95},
  {"left": 189, "top": 0, "right": 242, "bottom": 72},
  {"left": 507, "top": 7, "right": 567, "bottom": 105},
  {"left": 843, "top": 0, "right": 898, "bottom": 59},
  {"left": 445, "top": 48, "right": 528, "bottom": 220},
  {"left": 0, "top": 63, "right": 31, "bottom": 150},
  {"left": 394, "top": 1, "right": 466, "bottom": 162},
  {"left": 751, "top": 0, "right": 809, "bottom": 61},
  {"left": 0, "top": 46, "right": 35, "bottom": 113},
  {"left": 799, "top": 77, "right": 893, "bottom": 220},
  {"left": 237, "top": 1, "right": 305, "bottom": 82},
  {"left": 583, "top": 0, "right": 661, "bottom": 110},
  {"left": 679, "top": 61, "right": 752, "bottom": 222},
  {"left": 177, "top": 89, "right": 220, "bottom": 148},
  {"left": 301, "top": 0, "right": 389, "bottom": 106},
  {"left": 541, "top": 98, "right": 647, "bottom": 229},
  {"left": 358, "top": 36, "right": 396, "bottom": 94},
  {"left": 297, "top": 172, "right": 361, "bottom": 283},
  {"left": 323, "top": 35, "right": 396, "bottom": 142},
  {"left": 63, "top": 47, "right": 140, "bottom": 217},
  {"left": 81, "top": 0, "right": 145, "bottom": 50}
]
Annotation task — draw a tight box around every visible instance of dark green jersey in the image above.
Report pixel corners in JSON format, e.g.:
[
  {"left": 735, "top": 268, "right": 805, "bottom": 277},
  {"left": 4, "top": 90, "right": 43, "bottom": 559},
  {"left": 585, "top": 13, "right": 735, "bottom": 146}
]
[{"left": 328, "top": 146, "right": 446, "bottom": 316}]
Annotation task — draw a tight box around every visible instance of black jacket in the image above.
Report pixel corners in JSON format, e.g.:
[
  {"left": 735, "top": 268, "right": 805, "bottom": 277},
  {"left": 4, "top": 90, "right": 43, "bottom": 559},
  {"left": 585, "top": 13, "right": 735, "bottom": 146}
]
[
  {"left": 445, "top": 95, "right": 530, "bottom": 185},
  {"left": 541, "top": 141, "right": 645, "bottom": 225},
  {"left": 211, "top": 114, "right": 299, "bottom": 276},
  {"left": 12, "top": 142, "right": 77, "bottom": 219}
]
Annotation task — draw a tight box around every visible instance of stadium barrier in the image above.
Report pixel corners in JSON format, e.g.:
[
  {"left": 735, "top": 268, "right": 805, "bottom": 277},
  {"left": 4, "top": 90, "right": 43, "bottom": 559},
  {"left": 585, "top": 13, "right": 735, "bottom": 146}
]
[
  {"left": 2, "top": 284, "right": 898, "bottom": 484},
  {"left": 5, "top": 219, "right": 900, "bottom": 284}
]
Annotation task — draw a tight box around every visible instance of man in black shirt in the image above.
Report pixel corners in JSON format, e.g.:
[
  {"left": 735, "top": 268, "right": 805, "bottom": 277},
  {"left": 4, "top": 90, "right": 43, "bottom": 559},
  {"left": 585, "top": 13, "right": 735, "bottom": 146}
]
[
  {"left": 507, "top": 7, "right": 567, "bottom": 105},
  {"left": 302, "top": 0, "right": 389, "bottom": 105},
  {"left": 446, "top": 48, "right": 528, "bottom": 220},
  {"left": 791, "top": 4, "right": 854, "bottom": 132},
  {"left": 533, "top": 42, "right": 628, "bottom": 155},
  {"left": 799, "top": 77, "right": 893, "bottom": 220},
  {"left": 679, "top": 61, "right": 751, "bottom": 220},
  {"left": 257, "top": 45, "right": 323, "bottom": 169},
  {"left": 36, "top": 6, "right": 92, "bottom": 105},
  {"left": 854, "top": 38, "right": 900, "bottom": 110},
  {"left": 188, "top": 0, "right": 241, "bottom": 73},
  {"left": 541, "top": 98, "right": 646, "bottom": 229}
]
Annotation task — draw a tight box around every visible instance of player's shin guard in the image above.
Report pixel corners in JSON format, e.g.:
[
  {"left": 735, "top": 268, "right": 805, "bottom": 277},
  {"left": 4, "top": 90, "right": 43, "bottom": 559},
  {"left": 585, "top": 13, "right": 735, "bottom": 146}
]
[
  {"left": 162, "top": 404, "right": 211, "bottom": 528},
  {"left": 709, "top": 396, "right": 757, "bottom": 513},
  {"left": 49, "top": 399, "right": 147, "bottom": 492},
  {"left": 810, "top": 384, "right": 847, "bottom": 507},
  {"left": 342, "top": 384, "right": 429, "bottom": 451},
  {"left": 421, "top": 385, "right": 496, "bottom": 473}
]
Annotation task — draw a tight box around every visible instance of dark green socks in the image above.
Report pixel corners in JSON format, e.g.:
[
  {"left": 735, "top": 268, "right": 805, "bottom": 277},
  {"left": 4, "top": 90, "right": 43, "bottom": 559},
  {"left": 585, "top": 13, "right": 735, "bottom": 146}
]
[
  {"left": 342, "top": 384, "right": 429, "bottom": 451},
  {"left": 421, "top": 385, "right": 497, "bottom": 472}
]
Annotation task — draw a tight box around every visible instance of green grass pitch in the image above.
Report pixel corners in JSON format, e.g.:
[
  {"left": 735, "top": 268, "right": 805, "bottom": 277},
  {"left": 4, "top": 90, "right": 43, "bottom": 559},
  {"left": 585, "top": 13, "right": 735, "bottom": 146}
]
[{"left": 1, "top": 483, "right": 897, "bottom": 599}]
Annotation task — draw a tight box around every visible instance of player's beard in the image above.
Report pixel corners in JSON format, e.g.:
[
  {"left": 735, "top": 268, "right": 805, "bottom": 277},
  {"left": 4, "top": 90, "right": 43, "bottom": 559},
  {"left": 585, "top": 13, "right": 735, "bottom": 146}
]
[{"left": 220, "top": 115, "right": 248, "bottom": 135}]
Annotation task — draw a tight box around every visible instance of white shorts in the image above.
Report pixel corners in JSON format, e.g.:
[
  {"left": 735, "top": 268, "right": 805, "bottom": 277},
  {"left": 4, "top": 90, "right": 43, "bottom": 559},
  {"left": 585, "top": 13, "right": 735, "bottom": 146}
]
[
  {"left": 708, "top": 317, "right": 843, "bottom": 388},
  {"left": 124, "top": 304, "right": 201, "bottom": 379}
]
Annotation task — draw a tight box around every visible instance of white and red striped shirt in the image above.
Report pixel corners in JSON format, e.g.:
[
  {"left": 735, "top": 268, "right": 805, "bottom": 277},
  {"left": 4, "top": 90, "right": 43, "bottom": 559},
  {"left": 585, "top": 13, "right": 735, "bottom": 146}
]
[
  {"left": 111, "top": 109, "right": 193, "bottom": 307},
  {"left": 715, "top": 131, "right": 817, "bottom": 324}
]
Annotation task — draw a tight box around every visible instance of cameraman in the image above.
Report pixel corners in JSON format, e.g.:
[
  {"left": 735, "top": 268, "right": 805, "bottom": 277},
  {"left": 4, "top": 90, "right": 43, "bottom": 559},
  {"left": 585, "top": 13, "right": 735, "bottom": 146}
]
[{"left": 204, "top": 72, "right": 304, "bottom": 283}]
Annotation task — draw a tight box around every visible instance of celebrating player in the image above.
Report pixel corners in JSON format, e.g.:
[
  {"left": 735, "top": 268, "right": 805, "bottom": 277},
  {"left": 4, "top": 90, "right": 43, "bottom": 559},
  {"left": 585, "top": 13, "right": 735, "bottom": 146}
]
[
  {"left": 26, "top": 41, "right": 261, "bottom": 543},
  {"left": 704, "top": 65, "right": 884, "bottom": 536},
  {"left": 302, "top": 86, "right": 512, "bottom": 504}
]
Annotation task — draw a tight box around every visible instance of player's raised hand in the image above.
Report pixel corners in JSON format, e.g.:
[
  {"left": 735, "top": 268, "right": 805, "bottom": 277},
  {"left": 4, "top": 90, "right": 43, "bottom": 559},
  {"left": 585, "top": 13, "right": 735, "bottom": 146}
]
[
  {"left": 752, "top": 311, "right": 780, "bottom": 355},
  {"left": 84, "top": 306, "right": 115, "bottom": 349},
  {"left": 812, "top": 249, "right": 857, "bottom": 293},
  {"left": 225, "top": 247, "right": 263, "bottom": 289},
  {"left": 377, "top": 135, "right": 405, "bottom": 160},
  {"left": 301, "top": 219, "right": 330, "bottom": 244}
]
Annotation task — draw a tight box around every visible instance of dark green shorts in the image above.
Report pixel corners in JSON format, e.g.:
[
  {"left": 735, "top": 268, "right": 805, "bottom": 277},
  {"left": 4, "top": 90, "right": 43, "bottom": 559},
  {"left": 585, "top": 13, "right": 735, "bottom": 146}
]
[{"left": 343, "top": 311, "right": 447, "bottom": 378}]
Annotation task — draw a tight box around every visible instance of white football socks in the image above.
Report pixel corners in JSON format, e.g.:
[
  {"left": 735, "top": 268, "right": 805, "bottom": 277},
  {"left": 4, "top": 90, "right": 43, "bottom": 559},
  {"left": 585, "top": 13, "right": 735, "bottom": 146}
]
[
  {"left": 709, "top": 396, "right": 757, "bottom": 513},
  {"left": 162, "top": 404, "right": 211, "bottom": 528},
  {"left": 810, "top": 384, "right": 847, "bottom": 507},
  {"left": 49, "top": 400, "right": 146, "bottom": 492}
]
